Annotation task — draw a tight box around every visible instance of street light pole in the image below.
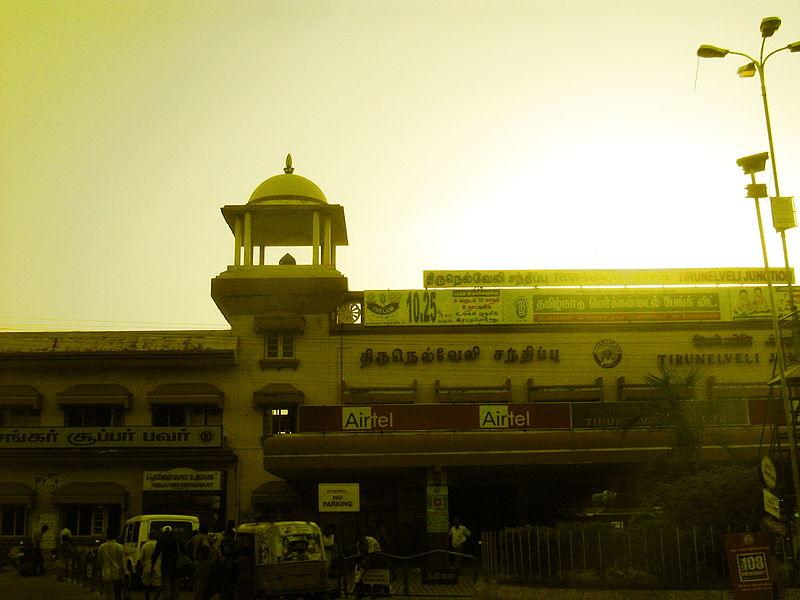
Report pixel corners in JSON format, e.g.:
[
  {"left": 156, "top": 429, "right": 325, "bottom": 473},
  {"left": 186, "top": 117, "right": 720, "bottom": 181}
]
[{"left": 698, "top": 17, "right": 800, "bottom": 528}]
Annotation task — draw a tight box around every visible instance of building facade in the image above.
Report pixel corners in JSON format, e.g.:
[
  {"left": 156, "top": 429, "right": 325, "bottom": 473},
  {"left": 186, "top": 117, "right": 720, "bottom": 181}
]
[{"left": 2, "top": 158, "right": 798, "bottom": 553}]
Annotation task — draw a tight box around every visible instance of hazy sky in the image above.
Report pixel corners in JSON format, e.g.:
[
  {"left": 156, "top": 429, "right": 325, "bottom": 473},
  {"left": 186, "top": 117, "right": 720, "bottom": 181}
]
[{"left": 2, "top": 0, "right": 799, "bottom": 331}]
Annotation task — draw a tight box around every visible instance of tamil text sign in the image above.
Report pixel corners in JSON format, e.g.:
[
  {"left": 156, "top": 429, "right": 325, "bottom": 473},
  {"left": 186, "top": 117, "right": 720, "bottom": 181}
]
[
  {"left": 143, "top": 468, "right": 223, "bottom": 491},
  {"left": 423, "top": 268, "right": 794, "bottom": 288},
  {"left": 364, "top": 287, "right": 796, "bottom": 326},
  {"left": 0, "top": 426, "right": 222, "bottom": 448}
]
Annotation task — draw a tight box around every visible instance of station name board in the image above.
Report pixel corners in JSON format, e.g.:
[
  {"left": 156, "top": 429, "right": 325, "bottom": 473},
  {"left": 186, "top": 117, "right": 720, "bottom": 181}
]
[{"left": 423, "top": 268, "right": 794, "bottom": 288}]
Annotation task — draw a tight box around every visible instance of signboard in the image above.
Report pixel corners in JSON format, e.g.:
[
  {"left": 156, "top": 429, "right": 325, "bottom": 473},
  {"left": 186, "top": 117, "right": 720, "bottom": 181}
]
[
  {"left": 421, "top": 568, "right": 459, "bottom": 584},
  {"left": 143, "top": 468, "right": 222, "bottom": 492},
  {"left": 365, "top": 286, "right": 798, "bottom": 326},
  {"left": 423, "top": 268, "right": 795, "bottom": 288},
  {"left": 724, "top": 532, "right": 775, "bottom": 600},
  {"left": 761, "top": 456, "right": 777, "bottom": 489},
  {"left": 762, "top": 488, "right": 781, "bottom": 520},
  {"left": 0, "top": 426, "right": 222, "bottom": 449},
  {"left": 361, "top": 569, "right": 390, "bottom": 585},
  {"left": 318, "top": 483, "right": 360, "bottom": 512},
  {"left": 298, "top": 400, "right": 752, "bottom": 433},
  {"left": 426, "top": 485, "right": 449, "bottom": 533}
]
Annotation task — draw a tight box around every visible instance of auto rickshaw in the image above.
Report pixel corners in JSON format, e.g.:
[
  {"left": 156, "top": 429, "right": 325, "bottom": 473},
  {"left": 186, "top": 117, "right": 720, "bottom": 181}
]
[{"left": 236, "top": 521, "right": 339, "bottom": 600}]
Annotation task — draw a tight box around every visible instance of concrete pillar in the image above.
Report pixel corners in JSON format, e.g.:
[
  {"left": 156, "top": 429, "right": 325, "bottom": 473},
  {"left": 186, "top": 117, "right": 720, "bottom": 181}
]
[
  {"left": 324, "top": 215, "right": 332, "bottom": 266},
  {"left": 312, "top": 211, "right": 320, "bottom": 266},
  {"left": 244, "top": 212, "right": 252, "bottom": 266},
  {"left": 233, "top": 216, "right": 243, "bottom": 266},
  {"left": 426, "top": 467, "right": 449, "bottom": 558}
]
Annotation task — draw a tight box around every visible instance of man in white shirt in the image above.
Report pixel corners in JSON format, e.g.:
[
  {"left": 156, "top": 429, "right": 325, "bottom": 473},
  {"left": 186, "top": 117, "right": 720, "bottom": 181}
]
[
  {"left": 448, "top": 518, "right": 471, "bottom": 568},
  {"left": 98, "top": 527, "right": 126, "bottom": 600}
]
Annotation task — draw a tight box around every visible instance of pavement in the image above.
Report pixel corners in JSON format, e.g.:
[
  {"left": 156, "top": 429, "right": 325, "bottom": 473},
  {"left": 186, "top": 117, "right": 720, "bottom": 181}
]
[{"left": 0, "top": 568, "right": 194, "bottom": 600}]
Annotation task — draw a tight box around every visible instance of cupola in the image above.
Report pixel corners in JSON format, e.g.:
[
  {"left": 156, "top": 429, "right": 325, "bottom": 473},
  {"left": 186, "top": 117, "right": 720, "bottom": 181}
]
[{"left": 211, "top": 155, "right": 349, "bottom": 321}]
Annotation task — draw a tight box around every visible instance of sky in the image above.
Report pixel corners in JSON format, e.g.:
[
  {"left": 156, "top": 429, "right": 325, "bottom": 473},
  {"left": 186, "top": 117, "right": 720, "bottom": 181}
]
[{"left": 1, "top": 0, "right": 799, "bottom": 331}]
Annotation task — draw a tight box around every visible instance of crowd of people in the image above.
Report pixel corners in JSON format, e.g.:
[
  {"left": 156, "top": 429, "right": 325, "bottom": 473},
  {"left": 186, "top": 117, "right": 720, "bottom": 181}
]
[
  {"left": 47, "top": 520, "right": 246, "bottom": 600},
  {"left": 36, "top": 516, "right": 473, "bottom": 599}
]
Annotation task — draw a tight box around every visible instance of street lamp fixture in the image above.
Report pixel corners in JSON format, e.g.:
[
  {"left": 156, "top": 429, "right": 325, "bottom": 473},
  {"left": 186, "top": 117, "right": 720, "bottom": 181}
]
[{"left": 697, "top": 18, "right": 798, "bottom": 284}]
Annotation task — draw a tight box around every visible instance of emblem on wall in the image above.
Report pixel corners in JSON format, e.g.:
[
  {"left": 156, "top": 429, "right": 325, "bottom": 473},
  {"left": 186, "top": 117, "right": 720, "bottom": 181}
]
[{"left": 592, "top": 339, "right": 622, "bottom": 368}]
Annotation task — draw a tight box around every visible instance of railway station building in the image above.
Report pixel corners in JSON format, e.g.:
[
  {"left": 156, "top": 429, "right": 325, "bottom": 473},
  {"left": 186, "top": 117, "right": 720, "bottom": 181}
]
[{"left": 2, "top": 158, "right": 798, "bottom": 552}]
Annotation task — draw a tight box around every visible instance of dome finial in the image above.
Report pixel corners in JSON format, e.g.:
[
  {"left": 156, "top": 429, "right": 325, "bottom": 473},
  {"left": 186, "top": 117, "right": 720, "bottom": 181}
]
[{"left": 284, "top": 153, "right": 294, "bottom": 174}]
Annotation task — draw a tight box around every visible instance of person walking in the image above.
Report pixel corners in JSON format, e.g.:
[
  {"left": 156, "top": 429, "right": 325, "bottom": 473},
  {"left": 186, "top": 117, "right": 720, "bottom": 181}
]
[
  {"left": 151, "top": 525, "right": 183, "bottom": 600},
  {"left": 191, "top": 522, "right": 212, "bottom": 600},
  {"left": 139, "top": 530, "right": 162, "bottom": 600},
  {"left": 98, "top": 527, "right": 126, "bottom": 600},
  {"left": 55, "top": 531, "right": 73, "bottom": 581}
]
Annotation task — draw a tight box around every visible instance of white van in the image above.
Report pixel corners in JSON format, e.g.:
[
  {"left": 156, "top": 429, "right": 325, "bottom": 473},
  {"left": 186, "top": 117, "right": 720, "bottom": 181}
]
[{"left": 121, "top": 514, "right": 199, "bottom": 576}]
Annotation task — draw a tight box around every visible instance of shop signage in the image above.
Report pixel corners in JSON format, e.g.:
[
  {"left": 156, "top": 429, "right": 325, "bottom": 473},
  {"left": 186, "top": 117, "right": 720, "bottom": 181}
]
[
  {"left": 299, "top": 400, "right": 752, "bottom": 433},
  {"left": 318, "top": 483, "right": 360, "bottom": 512},
  {"left": 423, "top": 268, "right": 794, "bottom": 288},
  {"left": 143, "top": 468, "right": 222, "bottom": 491},
  {"left": 0, "top": 426, "right": 222, "bottom": 449},
  {"left": 572, "top": 401, "right": 749, "bottom": 429},
  {"left": 724, "top": 532, "right": 775, "bottom": 600},
  {"left": 365, "top": 286, "right": 798, "bottom": 326}
]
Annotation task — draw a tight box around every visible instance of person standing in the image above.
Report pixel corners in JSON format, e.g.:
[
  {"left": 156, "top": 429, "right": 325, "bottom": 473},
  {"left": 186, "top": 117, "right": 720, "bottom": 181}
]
[
  {"left": 152, "top": 525, "right": 183, "bottom": 600},
  {"left": 139, "top": 530, "right": 162, "bottom": 600},
  {"left": 217, "top": 521, "right": 239, "bottom": 600},
  {"left": 192, "top": 522, "right": 212, "bottom": 600},
  {"left": 31, "top": 524, "right": 49, "bottom": 575},
  {"left": 98, "top": 528, "right": 126, "bottom": 600},
  {"left": 55, "top": 532, "right": 73, "bottom": 581},
  {"left": 448, "top": 518, "right": 471, "bottom": 568}
]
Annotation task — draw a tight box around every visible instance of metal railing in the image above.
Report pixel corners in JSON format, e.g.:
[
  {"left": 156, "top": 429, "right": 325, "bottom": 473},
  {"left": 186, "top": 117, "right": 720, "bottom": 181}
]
[{"left": 481, "top": 524, "right": 750, "bottom": 589}]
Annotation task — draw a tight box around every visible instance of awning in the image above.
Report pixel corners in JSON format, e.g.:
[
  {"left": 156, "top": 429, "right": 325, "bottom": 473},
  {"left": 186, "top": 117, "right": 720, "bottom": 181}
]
[
  {"left": 52, "top": 482, "right": 128, "bottom": 505},
  {"left": 251, "top": 480, "right": 301, "bottom": 506},
  {"left": 0, "top": 385, "right": 43, "bottom": 410},
  {"left": 0, "top": 482, "right": 35, "bottom": 506},
  {"left": 263, "top": 428, "right": 764, "bottom": 478},
  {"left": 56, "top": 384, "right": 132, "bottom": 409},
  {"left": 148, "top": 383, "right": 224, "bottom": 407},
  {"left": 253, "top": 383, "right": 304, "bottom": 409}
]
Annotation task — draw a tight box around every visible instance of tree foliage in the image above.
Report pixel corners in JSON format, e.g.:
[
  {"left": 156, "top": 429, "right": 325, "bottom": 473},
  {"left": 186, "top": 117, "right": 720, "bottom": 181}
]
[{"left": 642, "top": 465, "right": 762, "bottom": 531}]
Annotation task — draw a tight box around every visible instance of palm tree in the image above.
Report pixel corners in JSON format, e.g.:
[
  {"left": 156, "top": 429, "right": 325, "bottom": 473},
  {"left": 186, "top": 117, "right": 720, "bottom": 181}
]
[{"left": 621, "top": 364, "right": 705, "bottom": 476}]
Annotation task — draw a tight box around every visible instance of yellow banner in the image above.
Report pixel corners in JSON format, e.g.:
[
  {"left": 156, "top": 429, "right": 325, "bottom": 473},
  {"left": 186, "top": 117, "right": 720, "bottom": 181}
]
[
  {"left": 423, "top": 268, "right": 795, "bottom": 288},
  {"left": 363, "top": 287, "right": 798, "bottom": 326}
]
